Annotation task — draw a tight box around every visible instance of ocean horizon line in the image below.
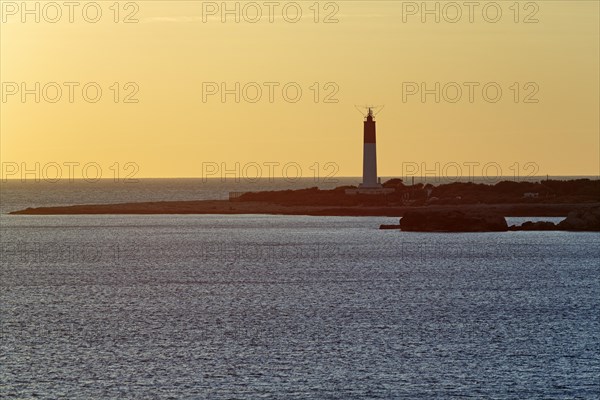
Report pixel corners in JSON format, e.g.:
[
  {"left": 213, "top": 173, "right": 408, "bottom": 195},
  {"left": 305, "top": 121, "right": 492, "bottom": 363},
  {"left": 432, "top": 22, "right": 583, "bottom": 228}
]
[{"left": 2, "top": 175, "right": 599, "bottom": 182}]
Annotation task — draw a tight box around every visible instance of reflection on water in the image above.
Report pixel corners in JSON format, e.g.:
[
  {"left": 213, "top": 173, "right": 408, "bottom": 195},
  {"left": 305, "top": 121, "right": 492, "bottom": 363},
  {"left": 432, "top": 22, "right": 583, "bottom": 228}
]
[{"left": 1, "top": 215, "right": 599, "bottom": 398}]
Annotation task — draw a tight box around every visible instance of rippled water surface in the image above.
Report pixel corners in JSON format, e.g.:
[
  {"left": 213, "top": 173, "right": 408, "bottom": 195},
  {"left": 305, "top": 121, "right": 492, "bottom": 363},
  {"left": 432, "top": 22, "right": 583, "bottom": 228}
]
[{"left": 1, "top": 215, "right": 599, "bottom": 399}]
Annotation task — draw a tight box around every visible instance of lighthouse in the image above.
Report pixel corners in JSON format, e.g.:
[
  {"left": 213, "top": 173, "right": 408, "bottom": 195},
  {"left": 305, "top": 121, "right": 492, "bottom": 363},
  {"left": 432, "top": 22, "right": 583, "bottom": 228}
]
[
  {"left": 345, "top": 106, "right": 393, "bottom": 195},
  {"left": 359, "top": 108, "right": 382, "bottom": 189}
]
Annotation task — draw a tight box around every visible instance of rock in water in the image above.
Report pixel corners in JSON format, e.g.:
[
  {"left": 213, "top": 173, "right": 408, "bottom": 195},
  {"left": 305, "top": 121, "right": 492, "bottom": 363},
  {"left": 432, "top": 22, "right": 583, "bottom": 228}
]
[
  {"left": 558, "top": 207, "right": 600, "bottom": 231},
  {"left": 508, "top": 221, "right": 558, "bottom": 231},
  {"left": 399, "top": 210, "right": 508, "bottom": 232}
]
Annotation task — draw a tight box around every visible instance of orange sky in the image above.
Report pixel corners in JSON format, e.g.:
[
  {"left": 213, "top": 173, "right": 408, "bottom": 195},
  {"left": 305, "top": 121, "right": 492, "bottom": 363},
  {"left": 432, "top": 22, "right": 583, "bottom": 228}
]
[{"left": 1, "top": 1, "right": 599, "bottom": 179}]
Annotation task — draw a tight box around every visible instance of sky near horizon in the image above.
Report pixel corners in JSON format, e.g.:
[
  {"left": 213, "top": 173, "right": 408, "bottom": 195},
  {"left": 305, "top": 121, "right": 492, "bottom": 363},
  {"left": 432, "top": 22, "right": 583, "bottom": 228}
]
[{"left": 1, "top": 1, "right": 599, "bottom": 180}]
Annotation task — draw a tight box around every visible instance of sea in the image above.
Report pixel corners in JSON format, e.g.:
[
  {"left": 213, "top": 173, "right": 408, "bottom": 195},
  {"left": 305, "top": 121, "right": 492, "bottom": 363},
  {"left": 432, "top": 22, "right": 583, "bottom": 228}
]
[{"left": 1, "top": 178, "right": 599, "bottom": 399}]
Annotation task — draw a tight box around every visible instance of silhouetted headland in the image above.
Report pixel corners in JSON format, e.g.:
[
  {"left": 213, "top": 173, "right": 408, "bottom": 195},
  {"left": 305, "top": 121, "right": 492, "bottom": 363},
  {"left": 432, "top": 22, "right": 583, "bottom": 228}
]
[{"left": 9, "top": 179, "right": 600, "bottom": 227}]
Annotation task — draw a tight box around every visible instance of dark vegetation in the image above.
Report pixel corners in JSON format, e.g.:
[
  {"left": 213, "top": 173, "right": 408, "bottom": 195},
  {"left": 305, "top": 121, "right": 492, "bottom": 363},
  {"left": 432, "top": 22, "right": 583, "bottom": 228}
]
[{"left": 236, "top": 179, "right": 600, "bottom": 206}]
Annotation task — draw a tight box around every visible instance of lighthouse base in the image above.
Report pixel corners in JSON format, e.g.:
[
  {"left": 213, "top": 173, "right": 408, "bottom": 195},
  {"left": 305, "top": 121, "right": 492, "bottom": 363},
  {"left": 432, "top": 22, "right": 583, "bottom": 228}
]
[
  {"left": 358, "top": 183, "right": 383, "bottom": 189},
  {"left": 345, "top": 187, "right": 395, "bottom": 196}
]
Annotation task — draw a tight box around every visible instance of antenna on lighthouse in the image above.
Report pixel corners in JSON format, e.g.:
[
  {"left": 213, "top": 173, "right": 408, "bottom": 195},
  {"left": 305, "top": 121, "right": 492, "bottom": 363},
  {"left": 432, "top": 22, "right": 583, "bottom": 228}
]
[{"left": 354, "top": 105, "right": 385, "bottom": 118}]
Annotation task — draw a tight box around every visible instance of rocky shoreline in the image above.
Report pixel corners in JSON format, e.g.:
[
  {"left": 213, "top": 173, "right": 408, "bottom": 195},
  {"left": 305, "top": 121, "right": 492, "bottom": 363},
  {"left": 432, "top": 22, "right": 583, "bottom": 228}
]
[
  {"left": 9, "top": 179, "right": 599, "bottom": 223},
  {"left": 7, "top": 201, "right": 599, "bottom": 219},
  {"left": 380, "top": 207, "right": 600, "bottom": 232}
]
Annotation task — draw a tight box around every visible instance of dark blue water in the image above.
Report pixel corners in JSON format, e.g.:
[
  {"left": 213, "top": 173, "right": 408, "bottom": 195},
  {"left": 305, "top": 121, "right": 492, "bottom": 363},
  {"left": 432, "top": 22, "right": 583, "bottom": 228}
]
[{"left": 1, "top": 212, "right": 599, "bottom": 399}]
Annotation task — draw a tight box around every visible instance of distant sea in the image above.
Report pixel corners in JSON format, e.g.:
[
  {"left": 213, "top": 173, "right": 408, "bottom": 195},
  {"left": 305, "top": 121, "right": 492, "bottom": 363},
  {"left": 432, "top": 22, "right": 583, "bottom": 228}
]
[{"left": 1, "top": 178, "right": 599, "bottom": 398}]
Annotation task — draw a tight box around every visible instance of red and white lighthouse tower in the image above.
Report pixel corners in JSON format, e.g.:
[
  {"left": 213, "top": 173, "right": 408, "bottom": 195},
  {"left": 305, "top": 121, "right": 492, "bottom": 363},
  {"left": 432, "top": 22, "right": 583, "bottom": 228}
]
[{"left": 359, "top": 108, "right": 382, "bottom": 189}]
